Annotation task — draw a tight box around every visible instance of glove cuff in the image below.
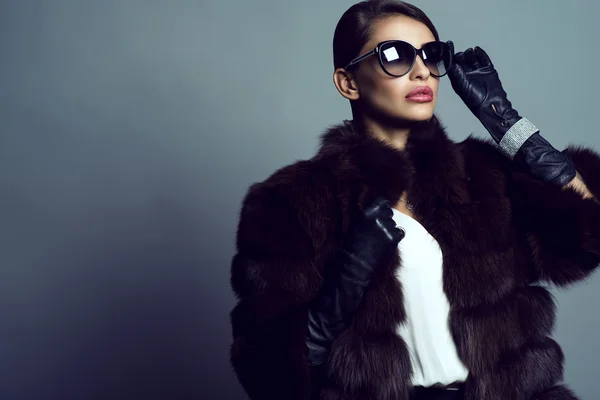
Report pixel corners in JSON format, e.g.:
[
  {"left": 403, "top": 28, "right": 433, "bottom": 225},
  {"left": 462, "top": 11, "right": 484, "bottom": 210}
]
[{"left": 497, "top": 117, "right": 539, "bottom": 159}]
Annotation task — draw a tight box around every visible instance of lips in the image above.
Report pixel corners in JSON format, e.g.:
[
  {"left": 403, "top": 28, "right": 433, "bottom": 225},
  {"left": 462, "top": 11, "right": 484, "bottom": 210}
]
[
  {"left": 405, "top": 85, "right": 434, "bottom": 103},
  {"left": 406, "top": 86, "right": 434, "bottom": 98}
]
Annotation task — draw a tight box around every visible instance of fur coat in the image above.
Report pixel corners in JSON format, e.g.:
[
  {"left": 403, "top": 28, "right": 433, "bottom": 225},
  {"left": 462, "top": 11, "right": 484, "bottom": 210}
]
[{"left": 229, "top": 116, "right": 600, "bottom": 400}]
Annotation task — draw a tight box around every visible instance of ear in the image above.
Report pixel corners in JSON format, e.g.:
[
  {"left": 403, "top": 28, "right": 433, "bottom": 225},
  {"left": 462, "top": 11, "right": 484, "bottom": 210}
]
[{"left": 333, "top": 68, "right": 360, "bottom": 101}]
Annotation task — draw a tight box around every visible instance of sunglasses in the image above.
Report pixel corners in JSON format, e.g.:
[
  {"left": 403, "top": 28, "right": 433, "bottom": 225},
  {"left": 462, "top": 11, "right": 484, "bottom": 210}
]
[{"left": 344, "top": 40, "right": 453, "bottom": 78}]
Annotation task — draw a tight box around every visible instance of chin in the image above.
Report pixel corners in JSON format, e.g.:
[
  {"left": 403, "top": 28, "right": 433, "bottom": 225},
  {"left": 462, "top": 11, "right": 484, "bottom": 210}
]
[
  {"left": 369, "top": 102, "right": 435, "bottom": 125},
  {"left": 402, "top": 110, "right": 435, "bottom": 121},
  {"left": 397, "top": 102, "right": 436, "bottom": 122},
  {"left": 409, "top": 114, "right": 434, "bottom": 122}
]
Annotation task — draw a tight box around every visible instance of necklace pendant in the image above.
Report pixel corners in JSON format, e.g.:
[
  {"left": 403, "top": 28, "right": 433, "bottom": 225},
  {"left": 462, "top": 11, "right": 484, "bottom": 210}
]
[{"left": 399, "top": 197, "right": 414, "bottom": 212}]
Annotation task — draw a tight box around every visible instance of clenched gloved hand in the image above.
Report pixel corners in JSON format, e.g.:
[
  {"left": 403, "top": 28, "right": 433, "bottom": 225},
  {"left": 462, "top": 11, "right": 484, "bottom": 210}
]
[{"left": 306, "top": 197, "right": 405, "bottom": 366}]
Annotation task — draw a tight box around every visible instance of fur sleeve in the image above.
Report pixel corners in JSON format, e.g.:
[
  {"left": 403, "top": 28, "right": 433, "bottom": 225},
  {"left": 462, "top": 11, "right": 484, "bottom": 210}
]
[
  {"left": 229, "top": 161, "right": 334, "bottom": 400},
  {"left": 508, "top": 145, "right": 600, "bottom": 287}
]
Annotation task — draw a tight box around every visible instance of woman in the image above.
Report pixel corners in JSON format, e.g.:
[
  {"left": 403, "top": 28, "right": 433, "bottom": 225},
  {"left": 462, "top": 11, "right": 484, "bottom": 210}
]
[{"left": 229, "top": 1, "right": 600, "bottom": 399}]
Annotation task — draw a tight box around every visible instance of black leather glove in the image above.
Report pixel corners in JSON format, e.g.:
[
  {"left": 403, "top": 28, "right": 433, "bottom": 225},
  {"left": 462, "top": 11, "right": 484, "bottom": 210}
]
[
  {"left": 306, "top": 197, "right": 405, "bottom": 366},
  {"left": 447, "top": 45, "right": 576, "bottom": 187},
  {"left": 447, "top": 45, "right": 520, "bottom": 144}
]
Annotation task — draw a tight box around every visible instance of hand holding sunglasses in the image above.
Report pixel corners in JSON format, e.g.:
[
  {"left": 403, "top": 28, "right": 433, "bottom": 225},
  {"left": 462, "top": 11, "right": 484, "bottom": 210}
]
[
  {"left": 447, "top": 45, "right": 523, "bottom": 145},
  {"left": 448, "top": 45, "right": 577, "bottom": 187}
]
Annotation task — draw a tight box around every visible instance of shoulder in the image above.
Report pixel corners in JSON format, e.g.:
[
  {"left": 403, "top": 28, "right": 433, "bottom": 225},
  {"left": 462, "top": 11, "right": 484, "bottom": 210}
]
[
  {"left": 232, "top": 158, "right": 335, "bottom": 300},
  {"left": 457, "top": 135, "right": 512, "bottom": 172},
  {"left": 458, "top": 135, "right": 502, "bottom": 159},
  {"left": 249, "top": 158, "right": 331, "bottom": 198},
  {"left": 241, "top": 158, "right": 334, "bottom": 217},
  {"left": 237, "top": 157, "right": 337, "bottom": 251},
  {"left": 563, "top": 145, "right": 600, "bottom": 172}
]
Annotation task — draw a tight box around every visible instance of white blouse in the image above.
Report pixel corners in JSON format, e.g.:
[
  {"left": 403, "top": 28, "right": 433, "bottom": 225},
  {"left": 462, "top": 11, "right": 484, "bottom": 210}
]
[{"left": 391, "top": 208, "right": 470, "bottom": 387}]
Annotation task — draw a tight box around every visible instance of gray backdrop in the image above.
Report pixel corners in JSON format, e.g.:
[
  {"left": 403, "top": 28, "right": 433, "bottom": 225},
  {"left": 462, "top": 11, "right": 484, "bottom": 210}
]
[{"left": 1, "top": 0, "right": 599, "bottom": 399}]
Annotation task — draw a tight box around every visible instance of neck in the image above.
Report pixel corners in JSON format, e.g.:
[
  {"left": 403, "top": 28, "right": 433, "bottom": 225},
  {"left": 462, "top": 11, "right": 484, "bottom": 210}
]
[{"left": 356, "top": 113, "right": 413, "bottom": 150}]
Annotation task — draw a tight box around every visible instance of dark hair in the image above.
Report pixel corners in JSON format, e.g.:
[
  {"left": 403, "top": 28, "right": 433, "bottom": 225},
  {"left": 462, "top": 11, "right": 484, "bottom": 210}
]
[{"left": 333, "top": 0, "right": 440, "bottom": 70}]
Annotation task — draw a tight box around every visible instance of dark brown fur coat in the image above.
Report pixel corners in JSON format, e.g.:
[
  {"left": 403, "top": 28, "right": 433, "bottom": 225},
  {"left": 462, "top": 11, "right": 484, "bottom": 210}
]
[{"left": 229, "top": 116, "right": 600, "bottom": 400}]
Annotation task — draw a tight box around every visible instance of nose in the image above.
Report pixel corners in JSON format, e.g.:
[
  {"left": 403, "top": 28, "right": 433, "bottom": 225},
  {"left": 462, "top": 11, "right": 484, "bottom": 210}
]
[{"left": 409, "top": 54, "right": 430, "bottom": 81}]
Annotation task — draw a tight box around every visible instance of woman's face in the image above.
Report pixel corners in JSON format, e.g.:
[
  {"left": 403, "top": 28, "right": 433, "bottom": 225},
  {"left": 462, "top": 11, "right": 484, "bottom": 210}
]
[{"left": 344, "top": 15, "right": 440, "bottom": 122}]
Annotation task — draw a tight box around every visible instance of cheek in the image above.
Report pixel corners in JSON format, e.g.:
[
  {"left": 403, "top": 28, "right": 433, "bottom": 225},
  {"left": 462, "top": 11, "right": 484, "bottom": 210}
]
[
  {"left": 359, "top": 72, "right": 395, "bottom": 101},
  {"left": 431, "top": 80, "right": 440, "bottom": 95},
  {"left": 377, "top": 78, "right": 412, "bottom": 101}
]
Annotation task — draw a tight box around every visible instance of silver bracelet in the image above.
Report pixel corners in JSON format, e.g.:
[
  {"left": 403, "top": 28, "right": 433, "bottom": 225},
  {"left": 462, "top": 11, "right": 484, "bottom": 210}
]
[{"left": 498, "top": 117, "right": 539, "bottom": 160}]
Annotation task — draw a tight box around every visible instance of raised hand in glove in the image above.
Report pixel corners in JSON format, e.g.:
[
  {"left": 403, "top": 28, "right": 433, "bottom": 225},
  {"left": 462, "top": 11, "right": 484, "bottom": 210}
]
[
  {"left": 447, "top": 44, "right": 576, "bottom": 187},
  {"left": 306, "top": 197, "right": 405, "bottom": 366}
]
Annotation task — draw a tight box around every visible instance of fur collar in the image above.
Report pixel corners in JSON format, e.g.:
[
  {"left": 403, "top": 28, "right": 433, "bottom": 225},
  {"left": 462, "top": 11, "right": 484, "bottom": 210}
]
[{"left": 314, "top": 115, "right": 470, "bottom": 211}]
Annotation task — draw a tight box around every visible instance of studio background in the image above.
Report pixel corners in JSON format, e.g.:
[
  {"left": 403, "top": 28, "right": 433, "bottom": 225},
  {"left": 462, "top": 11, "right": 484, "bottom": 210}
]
[{"left": 1, "top": 0, "right": 599, "bottom": 399}]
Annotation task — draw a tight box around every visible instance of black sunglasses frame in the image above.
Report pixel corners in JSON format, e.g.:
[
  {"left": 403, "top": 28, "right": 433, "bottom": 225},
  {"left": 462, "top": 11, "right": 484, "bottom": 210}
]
[{"left": 344, "top": 40, "right": 453, "bottom": 78}]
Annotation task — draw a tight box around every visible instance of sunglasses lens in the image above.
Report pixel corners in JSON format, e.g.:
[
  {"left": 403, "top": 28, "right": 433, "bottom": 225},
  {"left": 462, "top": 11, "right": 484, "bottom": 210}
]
[
  {"left": 380, "top": 41, "right": 415, "bottom": 76},
  {"left": 422, "top": 41, "right": 452, "bottom": 77}
]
